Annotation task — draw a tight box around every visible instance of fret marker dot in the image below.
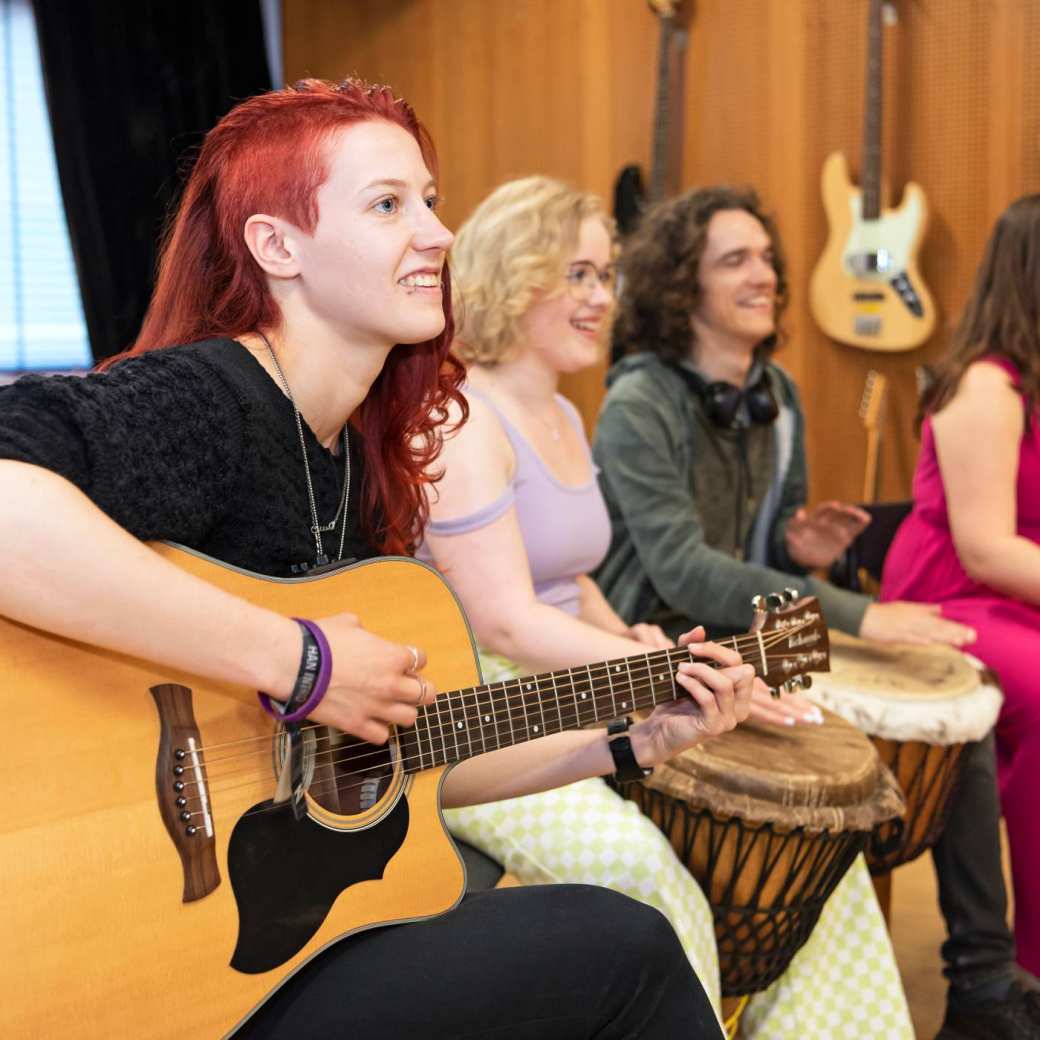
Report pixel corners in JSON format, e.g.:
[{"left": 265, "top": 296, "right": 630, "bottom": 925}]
[
  {"left": 533, "top": 725, "right": 540, "bottom": 733},
  {"left": 483, "top": 715, "right": 491, "bottom": 723},
  {"left": 622, "top": 701, "right": 629, "bottom": 709},
  {"left": 581, "top": 692, "right": 588, "bottom": 699},
  {"left": 526, "top": 683, "right": 533, "bottom": 691},
  {"left": 456, "top": 721, "right": 464, "bottom": 730},
  {"left": 657, "top": 674, "right": 664, "bottom": 681},
  {"left": 614, "top": 665, "right": 621, "bottom": 673}
]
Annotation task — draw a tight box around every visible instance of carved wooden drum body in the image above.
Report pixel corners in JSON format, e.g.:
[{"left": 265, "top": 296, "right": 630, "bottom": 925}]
[
  {"left": 807, "top": 632, "right": 1003, "bottom": 875},
  {"left": 622, "top": 710, "right": 904, "bottom": 997}
]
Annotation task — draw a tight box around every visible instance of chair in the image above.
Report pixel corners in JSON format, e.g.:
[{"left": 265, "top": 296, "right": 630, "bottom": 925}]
[{"left": 829, "top": 500, "right": 912, "bottom": 593}]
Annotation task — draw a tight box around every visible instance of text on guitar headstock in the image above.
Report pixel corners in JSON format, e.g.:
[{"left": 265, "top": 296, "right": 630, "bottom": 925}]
[{"left": 747, "top": 589, "right": 831, "bottom": 698}]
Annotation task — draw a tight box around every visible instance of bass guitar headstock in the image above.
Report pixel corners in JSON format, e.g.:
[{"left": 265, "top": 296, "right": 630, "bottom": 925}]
[
  {"left": 647, "top": 0, "right": 694, "bottom": 27},
  {"left": 746, "top": 589, "right": 831, "bottom": 697}
]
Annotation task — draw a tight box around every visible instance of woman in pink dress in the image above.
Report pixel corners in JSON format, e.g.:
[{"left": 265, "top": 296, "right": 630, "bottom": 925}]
[{"left": 882, "top": 194, "right": 1040, "bottom": 979}]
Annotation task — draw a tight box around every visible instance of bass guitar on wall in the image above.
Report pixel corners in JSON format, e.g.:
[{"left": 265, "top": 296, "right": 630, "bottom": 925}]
[
  {"left": 810, "top": 0, "right": 936, "bottom": 352},
  {"left": 0, "top": 543, "right": 829, "bottom": 1038}
]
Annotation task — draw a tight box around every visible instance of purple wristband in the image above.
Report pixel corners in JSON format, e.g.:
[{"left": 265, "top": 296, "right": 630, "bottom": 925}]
[{"left": 258, "top": 618, "right": 333, "bottom": 723}]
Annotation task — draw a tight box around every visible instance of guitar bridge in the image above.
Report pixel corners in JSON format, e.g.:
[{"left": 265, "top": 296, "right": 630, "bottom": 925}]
[{"left": 150, "top": 683, "right": 220, "bottom": 902}]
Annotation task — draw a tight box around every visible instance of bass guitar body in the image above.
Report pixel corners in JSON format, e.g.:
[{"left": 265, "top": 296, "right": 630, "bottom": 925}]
[
  {"left": 810, "top": 151, "right": 936, "bottom": 352},
  {"left": 0, "top": 545, "right": 475, "bottom": 1038}
]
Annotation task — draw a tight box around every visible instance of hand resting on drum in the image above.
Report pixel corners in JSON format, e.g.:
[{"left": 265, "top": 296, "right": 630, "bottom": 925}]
[
  {"left": 629, "top": 625, "right": 754, "bottom": 766},
  {"left": 859, "top": 601, "right": 976, "bottom": 647}
]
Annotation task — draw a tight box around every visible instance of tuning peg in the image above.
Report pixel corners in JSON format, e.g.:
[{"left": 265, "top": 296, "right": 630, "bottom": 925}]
[
  {"left": 768, "top": 685, "right": 780, "bottom": 700},
  {"left": 782, "top": 679, "right": 796, "bottom": 694},
  {"left": 795, "top": 674, "right": 812, "bottom": 691},
  {"left": 766, "top": 592, "right": 785, "bottom": 609},
  {"left": 784, "top": 587, "right": 799, "bottom": 603},
  {"left": 752, "top": 594, "right": 767, "bottom": 611}
]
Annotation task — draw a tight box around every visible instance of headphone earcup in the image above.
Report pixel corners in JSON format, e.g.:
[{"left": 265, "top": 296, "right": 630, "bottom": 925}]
[
  {"left": 704, "top": 382, "right": 744, "bottom": 428},
  {"left": 745, "top": 374, "right": 780, "bottom": 425}
]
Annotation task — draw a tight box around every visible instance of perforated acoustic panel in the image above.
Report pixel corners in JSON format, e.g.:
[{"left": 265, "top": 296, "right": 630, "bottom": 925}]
[{"left": 285, "top": 0, "right": 1040, "bottom": 502}]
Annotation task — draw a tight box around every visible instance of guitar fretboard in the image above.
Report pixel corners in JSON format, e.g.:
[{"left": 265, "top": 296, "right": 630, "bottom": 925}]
[
  {"left": 400, "top": 638, "right": 745, "bottom": 773},
  {"left": 861, "top": 0, "right": 884, "bottom": 220}
]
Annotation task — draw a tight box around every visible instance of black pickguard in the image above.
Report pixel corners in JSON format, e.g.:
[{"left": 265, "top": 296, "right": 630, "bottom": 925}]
[{"left": 228, "top": 796, "right": 409, "bottom": 974}]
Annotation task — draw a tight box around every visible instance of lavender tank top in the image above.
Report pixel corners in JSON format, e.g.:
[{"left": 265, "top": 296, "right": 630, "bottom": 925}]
[{"left": 420, "top": 386, "right": 612, "bottom": 616}]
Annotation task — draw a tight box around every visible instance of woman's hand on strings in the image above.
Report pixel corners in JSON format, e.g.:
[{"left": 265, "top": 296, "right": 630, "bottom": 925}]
[
  {"left": 300, "top": 614, "right": 436, "bottom": 744},
  {"left": 633, "top": 626, "right": 753, "bottom": 765}
]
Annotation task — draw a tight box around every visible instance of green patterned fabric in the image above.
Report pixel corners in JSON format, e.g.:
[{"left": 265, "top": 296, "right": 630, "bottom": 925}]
[{"left": 448, "top": 651, "right": 913, "bottom": 1038}]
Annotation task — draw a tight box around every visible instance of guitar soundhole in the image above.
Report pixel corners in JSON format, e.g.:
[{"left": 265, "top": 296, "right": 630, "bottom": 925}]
[{"left": 291, "top": 727, "right": 395, "bottom": 817}]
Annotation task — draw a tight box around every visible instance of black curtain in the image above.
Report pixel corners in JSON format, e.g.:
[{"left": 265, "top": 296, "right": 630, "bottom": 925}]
[{"left": 31, "top": 0, "right": 272, "bottom": 363}]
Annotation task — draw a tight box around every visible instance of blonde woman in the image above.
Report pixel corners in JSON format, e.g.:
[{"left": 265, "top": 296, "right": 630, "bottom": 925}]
[{"left": 422, "top": 176, "right": 914, "bottom": 1038}]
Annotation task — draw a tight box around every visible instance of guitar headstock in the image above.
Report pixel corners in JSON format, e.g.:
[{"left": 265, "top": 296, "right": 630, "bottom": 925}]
[
  {"left": 746, "top": 589, "right": 830, "bottom": 696},
  {"left": 647, "top": 0, "right": 693, "bottom": 26},
  {"left": 859, "top": 369, "right": 888, "bottom": 433}
]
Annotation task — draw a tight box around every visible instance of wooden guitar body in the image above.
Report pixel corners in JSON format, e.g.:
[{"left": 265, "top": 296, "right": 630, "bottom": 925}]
[
  {"left": 0, "top": 546, "right": 474, "bottom": 1038},
  {"left": 810, "top": 151, "right": 936, "bottom": 352},
  {"left": 0, "top": 545, "right": 828, "bottom": 1037}
]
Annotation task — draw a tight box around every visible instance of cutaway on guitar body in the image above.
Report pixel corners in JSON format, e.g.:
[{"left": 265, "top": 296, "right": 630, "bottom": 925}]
[{"left": 0, "top": 547, "right": 473, "bottom": 1039}]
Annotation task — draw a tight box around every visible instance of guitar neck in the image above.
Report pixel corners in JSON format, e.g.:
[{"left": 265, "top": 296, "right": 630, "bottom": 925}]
[
  {"left": 649, "top": 13, "right": 674, "bottom": 202},
  {"left": 863, "top": 428, "right": 882, "bottom": 502},
  {"left": 401, "top": 622, "right": 821, "bottom": 773},
  {"left": 861, "top": 0, "right": 884, "bottom": 220}
]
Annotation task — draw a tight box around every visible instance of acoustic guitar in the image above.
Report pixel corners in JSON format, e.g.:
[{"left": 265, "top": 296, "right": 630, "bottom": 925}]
[
  {"left": 0, "top": 544, "right": 829, "bottom": 1038},
  {"left": 809, "top": 0, "right": 936, "bottom": 352}
]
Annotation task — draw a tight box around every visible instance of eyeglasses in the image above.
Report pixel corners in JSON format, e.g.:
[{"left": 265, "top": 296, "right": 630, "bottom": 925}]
[{"left": 563, "top": 261, "right": 616, "bottom": 300}]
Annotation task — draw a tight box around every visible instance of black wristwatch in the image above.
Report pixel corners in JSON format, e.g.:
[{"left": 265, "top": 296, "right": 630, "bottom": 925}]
[{"left": 607, "top": 717, "right": 651, "bottom": 784}]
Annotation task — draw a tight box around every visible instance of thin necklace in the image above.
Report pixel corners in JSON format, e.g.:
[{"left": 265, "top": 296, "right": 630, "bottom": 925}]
[{"left": 258, "top": 331, "right": 350, "bottom": 570}]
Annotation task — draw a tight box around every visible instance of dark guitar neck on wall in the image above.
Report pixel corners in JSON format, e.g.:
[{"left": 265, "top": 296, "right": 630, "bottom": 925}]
[{"left": 613, "top": 0, "right": 691, "bottom": 237}]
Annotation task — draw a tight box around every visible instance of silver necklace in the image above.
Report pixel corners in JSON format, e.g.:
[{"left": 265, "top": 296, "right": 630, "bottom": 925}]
[{"left": 259, "top": 332, "right": 350, "bottom": 570}]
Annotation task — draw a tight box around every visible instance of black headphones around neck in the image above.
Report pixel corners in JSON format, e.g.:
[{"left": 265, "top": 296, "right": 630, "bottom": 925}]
[{"left": 673, "top": 358, "right": 780, "bottom": 430}]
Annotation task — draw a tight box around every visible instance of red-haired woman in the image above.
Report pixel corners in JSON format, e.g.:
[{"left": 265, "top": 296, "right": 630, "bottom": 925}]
[
  {"left": 0, "top": 80, "right": 740, "bottom": 1037},
  {"left": 882, "top": 195, "right": 1040, "bottom": 1002}
]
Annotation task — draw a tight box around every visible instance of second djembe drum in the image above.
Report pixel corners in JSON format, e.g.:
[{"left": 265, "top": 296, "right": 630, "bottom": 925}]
[
  {"left": 807, "top": 632, "right": 1003, "bottom": 874},
  {"left": 622, "top": 709, "right": 905, "bottom": 997}
]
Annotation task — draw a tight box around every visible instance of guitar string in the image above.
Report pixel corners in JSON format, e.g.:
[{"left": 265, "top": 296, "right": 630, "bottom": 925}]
[
  {"left": 175, "top": 642, "right": 820, "bottom": 817},
  {"left": 176, "top": 632, "right": 811, "bottom": 794},
  {"left": 178, "top": 636, "right": 815, "bottom": 800},
  {"left": 184, "top": 622, "right": 815, "bottom": 767},
  {"left": 178, "top": 625, "right": 812, "bottom": 784},
  {"left": 191, "top": 642, "right": 820, "bottom": 792},
  {"left": 174, "top": 629, "right": 817, "bottom": 795},
  {"left": 181, "top": 649, "right": 827, "bottom": 828}
]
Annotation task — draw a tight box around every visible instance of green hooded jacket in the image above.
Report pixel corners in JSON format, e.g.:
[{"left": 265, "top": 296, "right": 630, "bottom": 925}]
[{"left": 591, "top": 352, "right": 870, "bottom": 638}]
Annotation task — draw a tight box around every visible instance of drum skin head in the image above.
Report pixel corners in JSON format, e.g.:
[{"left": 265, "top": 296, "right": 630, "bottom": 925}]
[
  {"left": 819, "top": 630, "right": 980, "bottom": 699},
  {"left": 806, "top": 631, "right": 1003, "bottom": 745},
  {"left": 648, "top": 709, "right": 905, "bottom": 833}
]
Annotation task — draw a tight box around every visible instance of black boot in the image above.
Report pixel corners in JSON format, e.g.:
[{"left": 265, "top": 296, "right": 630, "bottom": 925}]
[{"left": 936, "top": 981, "right": 1040, "bottom": 1039}]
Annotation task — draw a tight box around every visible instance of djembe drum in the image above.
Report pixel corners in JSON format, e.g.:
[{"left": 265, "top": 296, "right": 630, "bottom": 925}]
[
  {"left": 807, "top": 631, "right": 1003, "bottom": 874},
  {"left": 621, "top": 709, "right": 905, "bottom": 998}
]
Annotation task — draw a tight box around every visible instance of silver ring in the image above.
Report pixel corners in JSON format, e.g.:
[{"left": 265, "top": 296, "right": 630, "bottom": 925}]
[
  {"left": 406, "top": 645, "right": 420, "bottom": 673},
  {"left": 414, "top": 674, "right": 427, "bottom": 707}
]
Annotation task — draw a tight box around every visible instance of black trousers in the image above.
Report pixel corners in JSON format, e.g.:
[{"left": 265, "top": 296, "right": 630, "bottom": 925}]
[
  {"left": 237, "top": 884, "right": 722, "bottom": 1039},
  {"left": 932, "top": 732, "right": 1017, "bottom": 991}
]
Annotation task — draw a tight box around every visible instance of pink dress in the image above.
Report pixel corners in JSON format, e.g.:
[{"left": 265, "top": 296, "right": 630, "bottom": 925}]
[{"left": 881, "top": 355, "right": 1040, "bottom": 975}]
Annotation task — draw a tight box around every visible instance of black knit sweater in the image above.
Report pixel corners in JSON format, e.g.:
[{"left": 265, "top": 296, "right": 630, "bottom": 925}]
[{"left": 0, "top": 339, "right": 376, "bottom": 576}]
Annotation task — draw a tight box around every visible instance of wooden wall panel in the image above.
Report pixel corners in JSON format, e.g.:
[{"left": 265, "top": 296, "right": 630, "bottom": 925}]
[{"left": 284, "top": 0, "right": 1040, "bottom": 505}]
